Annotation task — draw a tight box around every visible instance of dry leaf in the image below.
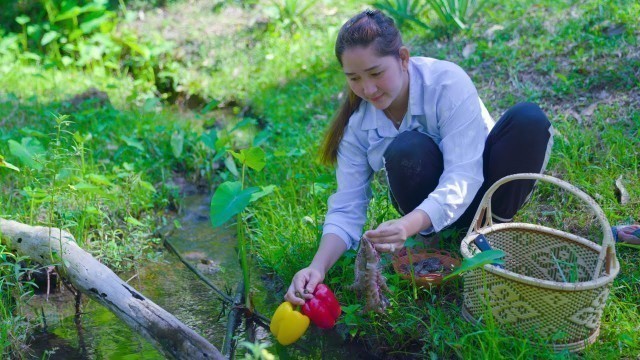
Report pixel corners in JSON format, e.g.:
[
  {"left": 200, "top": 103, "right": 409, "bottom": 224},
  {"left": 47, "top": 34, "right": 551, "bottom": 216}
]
[
  {"left": 462, "top": 43, "right": 477, "bottom": 59},
  {"left": 581, "top": 103, "right": 598, "bottom": 116},
  {"left": 568, "top": 109, "right": 583, "bottom": 124},
  {"left": 615, "top": 175, "right": 630, "bottom": 205},
  {"left": 485, "top": 24, "right": 504, "bottom": 39}
]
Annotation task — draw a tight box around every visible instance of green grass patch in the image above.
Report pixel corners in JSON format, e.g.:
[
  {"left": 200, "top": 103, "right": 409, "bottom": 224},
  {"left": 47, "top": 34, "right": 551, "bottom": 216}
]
[{"left": 0, "top": 0, "right": 638, "bottom": 358}]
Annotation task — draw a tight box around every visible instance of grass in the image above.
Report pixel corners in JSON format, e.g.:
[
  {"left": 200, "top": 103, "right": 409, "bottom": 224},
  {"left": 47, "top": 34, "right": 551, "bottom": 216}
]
[{"left": 1, "top": 0, "right": 639, "bottom": 358}]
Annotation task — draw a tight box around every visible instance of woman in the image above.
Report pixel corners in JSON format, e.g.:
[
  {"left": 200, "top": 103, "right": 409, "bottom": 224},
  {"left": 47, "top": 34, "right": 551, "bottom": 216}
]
[{"left": 284, "top": 9, "right": 636, "bottom": 306}]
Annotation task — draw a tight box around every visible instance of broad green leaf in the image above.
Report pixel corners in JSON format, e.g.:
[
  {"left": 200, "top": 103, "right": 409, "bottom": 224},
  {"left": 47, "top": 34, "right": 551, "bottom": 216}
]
[
  {"left": 444, "top": 249, "right": 505, "bottom": 280},
  {"left": 8, "top": 137, "right": 45, "bottom": 170},
  {"left": 249, "top": 185, "right": 277, "bottom": 202},
  {"left": 170, "top": 131, "right": 184, "bottom": 159},
  {"left": 243, "top": 147, "right": 266, "bottom": 171},
  {"left": 231, "top": 147, "right": 266, "bottom": 172},
  {"left": 210, "top": 181, "right": 259, "bottom": 227}
]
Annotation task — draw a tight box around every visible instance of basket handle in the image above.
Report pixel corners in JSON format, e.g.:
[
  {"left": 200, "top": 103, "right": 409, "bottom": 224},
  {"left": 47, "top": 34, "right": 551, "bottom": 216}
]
[{"left": 466, "top": 173, "right": 616, "bottom": 280}]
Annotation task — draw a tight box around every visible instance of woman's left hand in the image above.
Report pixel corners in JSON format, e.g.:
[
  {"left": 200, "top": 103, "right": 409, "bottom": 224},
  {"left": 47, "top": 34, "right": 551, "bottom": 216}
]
[{"left": 364, "top": 220, "right": 408, "bottom": 253}]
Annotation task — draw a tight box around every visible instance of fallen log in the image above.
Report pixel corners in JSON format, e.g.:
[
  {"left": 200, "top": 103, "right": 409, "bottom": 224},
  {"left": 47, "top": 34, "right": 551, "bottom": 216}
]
[{"left": 0, "top": 218, "right": 224, "bottom": 360}]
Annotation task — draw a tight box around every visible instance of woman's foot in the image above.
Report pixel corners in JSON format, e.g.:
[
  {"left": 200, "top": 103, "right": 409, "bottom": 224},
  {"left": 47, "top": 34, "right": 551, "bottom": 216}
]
[{"left": 613, "top": 225, "right": 640, "bottom": 245}]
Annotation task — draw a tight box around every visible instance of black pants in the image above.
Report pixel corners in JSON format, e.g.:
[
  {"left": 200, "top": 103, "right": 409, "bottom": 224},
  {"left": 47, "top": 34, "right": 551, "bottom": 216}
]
[{"left": 384, "top": 102, "right": 553, "bottom": 232}]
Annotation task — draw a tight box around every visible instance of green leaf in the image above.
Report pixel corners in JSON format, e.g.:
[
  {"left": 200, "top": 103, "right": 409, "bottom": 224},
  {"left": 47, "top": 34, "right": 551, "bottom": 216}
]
[
  {"left": 201, "top": 99, "right": 221, "bottom": 113},
  {"left": 200, "top": 130, "right": 218, "bottom": 150},
  {"left": 138, "top": 180, "right": 156, "bottom": 193},
  {"left": 618, "top": 243, "right": 640, "bottom": 250},
  {"left": 249, "top": 185, "right": 277, "bottom": 202},
  {"left": 121, "top": 135, "right": 145, "bottom": 151},
  {"left": 224, "top": 154, "right": 239, "bottom": 177},
  {"left": 8, "top": 137, "right": 45, "bottom": 170},
  {"left": 86, "top": 174, "right": 114, "bottom": 187},
  {"left": 229, "top": 118, "right": 253, "bottom": 132},
  {"left": 15, "top": 15, "right": 30, "bottom": 25},
  {"left": 0, "top": 155, "right": 20, "bottom": 172},
  {"left": 252, "top": 129, "right": 271, "bottom": 146},
  {"left": 210, "top": 181, "right": 259, "bottom": 227},
  {"left": 126, "top": 217, "right": 145, "bottom": 227},
  {"left": 170, "top": 131, "right": 184, "bottom": 159},
  {"left": 41, "top": 31, "right": 59, "bottom": 46},
  {"left": 70, "top": 182, "right": 103, "bottom": 194},
  {"left": 444, "top": 249, "right": 505, "bottom": 280},
  {"left": 231, "top": 147, "right": 267, "bottom": 172}
]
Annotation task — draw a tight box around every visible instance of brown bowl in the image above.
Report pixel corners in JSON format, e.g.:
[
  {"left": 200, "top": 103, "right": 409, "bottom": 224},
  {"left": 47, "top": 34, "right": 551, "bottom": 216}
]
[{"left": 392, "top": 248, "right": 461, "bottom": 288}]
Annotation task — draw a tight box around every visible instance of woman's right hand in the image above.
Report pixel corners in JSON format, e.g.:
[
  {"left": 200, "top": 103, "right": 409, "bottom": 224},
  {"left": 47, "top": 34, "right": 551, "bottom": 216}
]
[{"left": 284, "top": 267, "right": 325, "bottom": 306}]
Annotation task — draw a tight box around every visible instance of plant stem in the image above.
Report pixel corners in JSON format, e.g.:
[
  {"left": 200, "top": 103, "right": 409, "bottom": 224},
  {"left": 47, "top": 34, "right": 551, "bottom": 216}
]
[{"left": 239, "top": 163, "right": 251, "bottom": 309}]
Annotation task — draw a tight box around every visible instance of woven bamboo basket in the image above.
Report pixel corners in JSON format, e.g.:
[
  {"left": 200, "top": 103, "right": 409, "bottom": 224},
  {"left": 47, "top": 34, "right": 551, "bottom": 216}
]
[{"left": 460, "top": 173, "right": 620, "bottom": 352}]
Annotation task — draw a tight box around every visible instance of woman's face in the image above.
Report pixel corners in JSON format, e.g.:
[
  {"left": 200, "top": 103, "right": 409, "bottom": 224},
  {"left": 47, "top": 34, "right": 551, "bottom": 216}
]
[{"left": 341, "top": 44, "right": 409, "bottom": 110}]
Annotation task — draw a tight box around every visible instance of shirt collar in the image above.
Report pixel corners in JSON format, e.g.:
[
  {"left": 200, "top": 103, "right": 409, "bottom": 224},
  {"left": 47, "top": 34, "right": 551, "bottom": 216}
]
[{"left": 360, "top": 58, "right": 424, "bottom": 131}]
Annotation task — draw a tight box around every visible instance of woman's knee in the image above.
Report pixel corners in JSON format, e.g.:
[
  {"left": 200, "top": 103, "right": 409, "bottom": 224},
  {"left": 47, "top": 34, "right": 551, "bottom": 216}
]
[
  {"left": 384, "top": 131, "right": 439, "bottom": 163},
  {"left": 508, "top": 102, "right": 551, "bottom": 133}
]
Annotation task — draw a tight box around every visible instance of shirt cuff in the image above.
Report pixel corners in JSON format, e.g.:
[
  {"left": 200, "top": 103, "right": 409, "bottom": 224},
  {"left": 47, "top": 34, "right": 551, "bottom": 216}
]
[
  {"left": 322, "top": 224, "right": 354, "bottom": 251},
  {"left": 416, "top": 198, "right": 446, "bottom": 232}
]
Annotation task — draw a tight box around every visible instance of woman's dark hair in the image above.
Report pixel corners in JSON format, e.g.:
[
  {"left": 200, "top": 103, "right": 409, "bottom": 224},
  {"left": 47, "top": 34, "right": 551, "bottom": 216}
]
[{"left": 319, "top": 9, "right": 403, "bottom": 165}]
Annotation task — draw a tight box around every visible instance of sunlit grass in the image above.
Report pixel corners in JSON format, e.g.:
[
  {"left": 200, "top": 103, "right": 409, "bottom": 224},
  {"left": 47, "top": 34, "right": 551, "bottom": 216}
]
[{"left": 0, "top": 0, "right": 638, "bottom": 357}]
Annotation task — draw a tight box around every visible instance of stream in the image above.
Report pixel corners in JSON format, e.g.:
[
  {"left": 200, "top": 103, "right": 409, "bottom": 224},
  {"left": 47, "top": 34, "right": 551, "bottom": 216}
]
[{"left": 24, "top": 192, "right": 369, "bottom": 359}]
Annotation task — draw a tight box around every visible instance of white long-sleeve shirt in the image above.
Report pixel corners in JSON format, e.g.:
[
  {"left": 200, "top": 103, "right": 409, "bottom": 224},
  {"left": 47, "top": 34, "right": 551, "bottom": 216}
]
[{"left": 323, "top": 57, "right": 495, "bottom": 251}]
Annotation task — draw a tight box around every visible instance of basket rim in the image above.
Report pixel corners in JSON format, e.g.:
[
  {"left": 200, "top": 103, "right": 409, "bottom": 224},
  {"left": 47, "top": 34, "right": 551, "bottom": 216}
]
[{"left": 460, "top": 223, "right": 620, "bottom": 291}]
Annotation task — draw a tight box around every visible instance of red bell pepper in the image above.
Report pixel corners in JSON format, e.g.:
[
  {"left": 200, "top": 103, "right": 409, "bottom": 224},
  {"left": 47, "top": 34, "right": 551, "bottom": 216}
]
[{"left": 301, "top": 284, "right": 342, "bottom": 329}]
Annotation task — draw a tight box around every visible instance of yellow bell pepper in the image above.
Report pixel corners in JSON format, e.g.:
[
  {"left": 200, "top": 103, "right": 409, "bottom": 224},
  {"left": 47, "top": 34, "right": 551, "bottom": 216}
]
[{"left": 270, "top": 301, "right": 310, "bottom": 345}]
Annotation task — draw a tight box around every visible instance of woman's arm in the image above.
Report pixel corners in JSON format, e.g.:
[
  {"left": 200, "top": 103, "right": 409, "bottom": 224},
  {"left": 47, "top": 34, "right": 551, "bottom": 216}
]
[{"left": 285, "top": 233, "right": 347, "bottom": 305}]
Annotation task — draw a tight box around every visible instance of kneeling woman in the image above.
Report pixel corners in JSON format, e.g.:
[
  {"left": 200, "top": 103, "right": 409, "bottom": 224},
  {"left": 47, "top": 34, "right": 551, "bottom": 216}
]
[{"left": 285, "top": 9, "right": 554, "bottom": 305}]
